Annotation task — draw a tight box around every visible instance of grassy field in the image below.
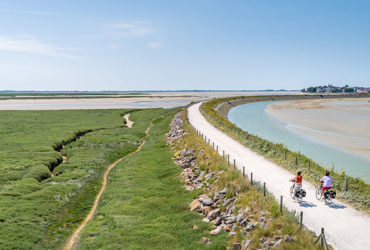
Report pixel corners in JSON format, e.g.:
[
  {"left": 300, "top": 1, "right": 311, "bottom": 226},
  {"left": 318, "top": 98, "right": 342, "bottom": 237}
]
[
  {"left": 0, "top": 108, "right": 170, "bottom": 249},
  {"left": 77, "top": 110, "right": 228, "bottom": 249},
  {"left": 201, "top": 97, "right": 370, "bottom": 212}
]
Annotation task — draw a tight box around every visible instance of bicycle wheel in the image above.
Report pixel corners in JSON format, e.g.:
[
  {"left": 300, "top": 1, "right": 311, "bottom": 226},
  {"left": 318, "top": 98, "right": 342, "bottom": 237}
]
[
  {"left": 315, "top": 187, "right": 322, "bottom": 200},
  {"left": 325, "top": 194, "right": 332, "bottom": 205}
]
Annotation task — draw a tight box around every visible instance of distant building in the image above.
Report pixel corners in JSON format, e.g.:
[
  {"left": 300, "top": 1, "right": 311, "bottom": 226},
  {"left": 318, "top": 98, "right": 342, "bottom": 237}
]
[
  {"left": 356, "top": 88, "right": 369, "bottom": 94},
  {"left": 303, "top": 84, "right": 369, "bottom": 94}
]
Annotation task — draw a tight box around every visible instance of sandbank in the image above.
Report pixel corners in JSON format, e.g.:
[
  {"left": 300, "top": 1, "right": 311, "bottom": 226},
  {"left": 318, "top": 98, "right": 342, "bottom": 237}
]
[{"left": 266, "top": 98, "right": 370, "bottom": 159}]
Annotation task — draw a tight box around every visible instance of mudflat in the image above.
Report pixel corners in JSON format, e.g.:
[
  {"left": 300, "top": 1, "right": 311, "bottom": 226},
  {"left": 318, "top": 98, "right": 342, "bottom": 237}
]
[
  {"left": 266, "top": 98, "right": 370, "bottom": 159},
  {"left": 0, "top": 91, "right": 298, "bottom": 110}
]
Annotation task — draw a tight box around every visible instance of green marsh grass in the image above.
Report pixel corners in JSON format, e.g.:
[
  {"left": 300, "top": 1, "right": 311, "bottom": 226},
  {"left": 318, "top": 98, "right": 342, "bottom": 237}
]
[
  {"left": 78, "top": 109, "right": 228, "bottom": 249},
  {"left": 0, "top": 108, "right": 168, "bottom": 249}
]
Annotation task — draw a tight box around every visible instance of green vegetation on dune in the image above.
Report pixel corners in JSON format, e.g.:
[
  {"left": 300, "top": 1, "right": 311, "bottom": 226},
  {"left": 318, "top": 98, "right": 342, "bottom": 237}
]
[
  {"left": 78, "top": 109, "right": 228, "bottom": 249},
  {"left": 0, "top": 108, "right": 167, "bottom": 249},
  {"left": 201, "top": 97, "right": 370, "bottom": 212}
]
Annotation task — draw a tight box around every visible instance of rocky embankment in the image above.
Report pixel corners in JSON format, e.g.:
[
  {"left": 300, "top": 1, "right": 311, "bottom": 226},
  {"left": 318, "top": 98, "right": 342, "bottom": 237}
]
[{"left": 166, "top": 111, "right": 295, "bottom": 249}]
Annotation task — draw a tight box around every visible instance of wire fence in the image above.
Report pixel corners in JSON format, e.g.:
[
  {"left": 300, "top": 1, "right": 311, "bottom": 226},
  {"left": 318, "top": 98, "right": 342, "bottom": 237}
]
[{"left": 185, "top": 106, "right": 330, "bottom": 248}]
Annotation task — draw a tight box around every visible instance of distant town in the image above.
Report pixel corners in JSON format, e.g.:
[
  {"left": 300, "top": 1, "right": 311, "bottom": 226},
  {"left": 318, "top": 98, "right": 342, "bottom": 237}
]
[{"left": 301, "top": 84, "right": 370, "bottom": 94}]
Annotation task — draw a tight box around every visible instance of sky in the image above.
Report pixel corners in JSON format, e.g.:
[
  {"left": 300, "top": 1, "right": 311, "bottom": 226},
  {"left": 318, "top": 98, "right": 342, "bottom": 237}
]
[{"left": 0, "top": 0, "right": 370, "bottom": 91}]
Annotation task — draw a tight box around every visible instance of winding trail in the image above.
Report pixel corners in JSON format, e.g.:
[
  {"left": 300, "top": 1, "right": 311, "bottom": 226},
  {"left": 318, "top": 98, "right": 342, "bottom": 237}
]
[
  {"left": 63, "top": 119, "right": 154, "bottom": 250},
  {"left": 188, "top": 103, "right": 370, "bottom": 250}
]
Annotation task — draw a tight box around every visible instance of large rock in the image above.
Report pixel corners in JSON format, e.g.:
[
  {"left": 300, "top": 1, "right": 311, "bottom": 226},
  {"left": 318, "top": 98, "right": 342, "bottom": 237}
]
[
  {"left": 243, "top": 240, "right": 251, "bottom": 249},
  {"left": 211, "top": 216, "right": 222, "bottom": 226},
  {"left": 202, "top": 198, "right": 214, "bottom": 206},
  {"left": 210, "top": 225, "right": 223, "bottom": 235},
  {"left": 274, "top": 239, "right": 283, "bottom": 247},
  {"left": 198, "top": 194, "right": 209, "bottom": 201},
  {"left": 284, "top": 234, "right": 295, "bottom": 242},
  {"left": 237, "top": 213, "right": 244, "bottom": 223},
  {"left": 207, "top": 208, "right": 220, "bottom": 220},
  {"left": 202, "top": 206, "right": 211, "bottom": 215},
  {"left": 189, "top": 199, "right": 201, "bottom": 211},
  {"left": 232, "top": 243, "right": 242, "bottom": 250},
  {"left": 219, "top": 187, "right": 227, "bottom": 194}
]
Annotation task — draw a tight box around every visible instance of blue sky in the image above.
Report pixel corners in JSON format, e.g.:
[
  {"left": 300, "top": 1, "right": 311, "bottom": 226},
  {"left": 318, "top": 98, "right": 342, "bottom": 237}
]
[{"left": 0, "top": 0, "right": 369, "bottom": 91}]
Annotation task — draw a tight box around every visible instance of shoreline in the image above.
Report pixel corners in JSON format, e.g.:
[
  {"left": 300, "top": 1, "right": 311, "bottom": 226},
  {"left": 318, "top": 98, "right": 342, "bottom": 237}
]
[
  {"left": 0, "top": 91, "right": 295, "bottom": 110},
  {"left": 189, "top": 102, "right": 370, "bottom": 250},
  {"left": 266, "top": 98, "right": 370, "bottom": 160}
]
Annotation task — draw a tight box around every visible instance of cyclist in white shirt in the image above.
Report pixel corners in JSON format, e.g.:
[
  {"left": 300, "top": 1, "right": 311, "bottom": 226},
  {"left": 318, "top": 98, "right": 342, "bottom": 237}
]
[{"left": 320, "top": 170, "right": 333, "bottom": 196}]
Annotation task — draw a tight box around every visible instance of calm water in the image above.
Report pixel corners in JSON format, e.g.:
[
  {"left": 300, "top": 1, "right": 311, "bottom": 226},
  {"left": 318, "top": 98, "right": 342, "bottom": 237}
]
[{"left": 228, "top": 101, "right": 370, "bottom": 182}]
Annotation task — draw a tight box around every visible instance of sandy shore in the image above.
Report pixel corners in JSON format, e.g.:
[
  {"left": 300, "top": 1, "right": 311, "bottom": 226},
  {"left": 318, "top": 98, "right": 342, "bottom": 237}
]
[{"left": 266, "top": 98, "right": 370, "bottom": 159}]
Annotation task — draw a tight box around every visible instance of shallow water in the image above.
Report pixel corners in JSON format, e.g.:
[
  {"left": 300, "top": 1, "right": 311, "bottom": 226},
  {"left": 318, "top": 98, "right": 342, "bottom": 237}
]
[{"left": 228, "top": 101, "right": 370, "bottom": 182}]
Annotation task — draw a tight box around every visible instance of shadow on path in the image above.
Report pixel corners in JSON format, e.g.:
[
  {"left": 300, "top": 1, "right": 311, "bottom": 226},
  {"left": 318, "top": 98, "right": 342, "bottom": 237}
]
[
  {"left": 298, "top": 200, "right": 317, "bottom": 208},
  {"left": 328, "top": 202, "right": 347, "bottom": 209}
]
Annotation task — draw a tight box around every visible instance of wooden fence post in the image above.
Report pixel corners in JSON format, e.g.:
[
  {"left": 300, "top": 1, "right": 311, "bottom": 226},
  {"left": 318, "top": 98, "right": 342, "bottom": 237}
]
[
  {"left": 295, "top": 156, "right": 298, "bottom": 166},
  {"left": 263, "top": 183, "right": 266, "bottom": 196},
  {"left": 280, "top": 196, "right": 283, "bottom": 212},
  {"left": 243, "top": 166, "right": 245, "bottom": 177},
  {"left": 223, "top": 150, "right": 225, "bottom": 159},
  {"left": 251, "top": 172, "right": 253, "bottom": 185},
  {"left": 228, "top": 154, "right": 230, "bottom": 166},
  {"left": 284, "top": 151, "right": 287, "bottom": 160},
  {"left": 321, "top": 228, "right": 324, "bottom": 247},
  {"left": 216, "top": 145, "right": 219, "bottom": 153},
  {"left": 300, "top": 211, "right": 303, "bottom": 230},
  {"left": 233, "top": 159, "right": 236, "bottom": 169},
  {"left": 345, "top": 177, "right": 349, "bottom": 191}
]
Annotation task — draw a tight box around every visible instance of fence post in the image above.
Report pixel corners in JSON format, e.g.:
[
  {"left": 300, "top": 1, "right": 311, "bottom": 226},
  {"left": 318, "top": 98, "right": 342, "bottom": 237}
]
[
  {"left": 212, "top": 142, "right": 214, "bottom": 149},
  {"left": 208, "top": 138, "right": 210, "bottom": 144},
  {"left": 308, "top": 161, "right": 311, "bottom": 172},
  {"left": 345, "top": 177, "right": 349, "bottom": 191},
  {"left": 216, "top": 145, "right": 219, "bottom": 153},
  {"left": 228, "top": 154, "right": 230, "bottom": 166},
  {"left": 284, "top": 151, "right": 287, "bottom": 160},
  {"left": 243, "top": 166, "right": 245, "bottom": 177},
  {"left": 251, "top": 172, "right": 253, "bottom": 185},
  {"left": 295, "top": 156, "right": 298, "bottom": 166},
  {"left": 233, "top": 159, "right": 236, "bottom": 169},
  {"left": 321, "top": 228, "right": 324, "bottom": 247},
  {"left": 263, "top": 183, "right": 266, "bottom": 196},
  {"left": 299, "top": 211, "right": 303, "bottom": 230},
  {"left": 223, "top": 150, "right": 225, "bottom": 159},
  {"left": 280, "top": 196, "right": 283, "bottom": 212}
]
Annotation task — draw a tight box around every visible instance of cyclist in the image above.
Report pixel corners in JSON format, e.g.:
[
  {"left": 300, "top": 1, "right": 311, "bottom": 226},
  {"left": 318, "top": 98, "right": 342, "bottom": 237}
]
[
  {"left": 290, "top": 171, "right": 303, "bottom": 194},
  {"left": 320, "top": 170, "right": 333, "bottom": 196}
]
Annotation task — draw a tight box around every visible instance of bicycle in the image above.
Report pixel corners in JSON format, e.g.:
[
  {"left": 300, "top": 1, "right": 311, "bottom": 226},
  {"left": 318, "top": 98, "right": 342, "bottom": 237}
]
[
  {"left": 290, "top": 181, "right": 306, "bottom": 201},
  {"left": 315, "top": 183, "right": 336, "bottom": 204}
]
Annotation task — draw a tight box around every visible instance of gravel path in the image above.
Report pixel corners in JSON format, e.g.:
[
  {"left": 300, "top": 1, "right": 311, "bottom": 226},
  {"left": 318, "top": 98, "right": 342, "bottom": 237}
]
[{"left": 188, "top": 103, "right": 370, "bottom": 250}]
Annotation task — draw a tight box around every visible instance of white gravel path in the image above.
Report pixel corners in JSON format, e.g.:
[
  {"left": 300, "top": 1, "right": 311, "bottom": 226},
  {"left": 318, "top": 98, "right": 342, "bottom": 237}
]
[{"left": 188, "top": 103, "right": 370, "bottom": 250}]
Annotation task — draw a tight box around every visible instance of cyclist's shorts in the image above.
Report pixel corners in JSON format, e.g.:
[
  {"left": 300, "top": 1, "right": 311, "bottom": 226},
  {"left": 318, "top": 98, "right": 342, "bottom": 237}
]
[{"left": 322, "top": 186, "right": 332, "bottom": 191}]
